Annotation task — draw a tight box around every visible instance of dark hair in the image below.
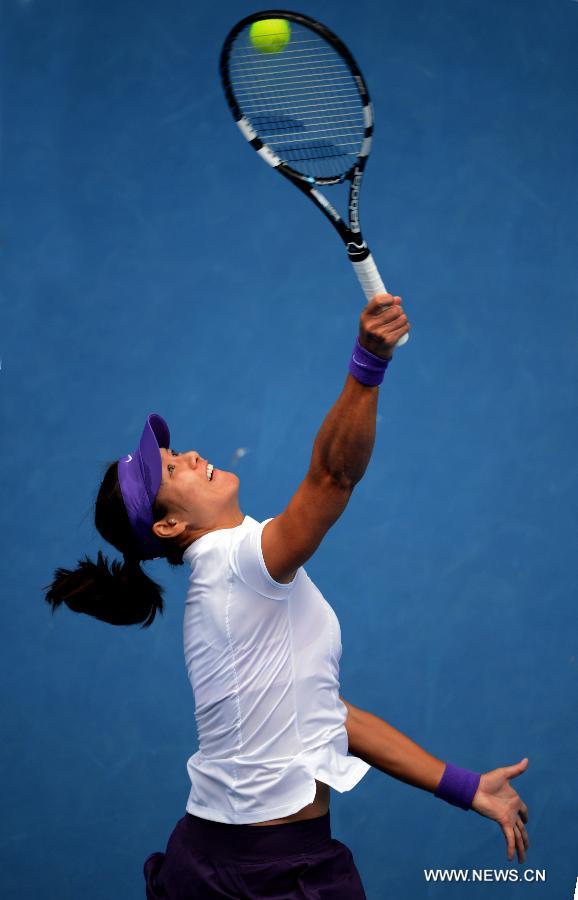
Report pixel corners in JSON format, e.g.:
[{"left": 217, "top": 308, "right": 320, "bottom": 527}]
[{"left": 44, "top": 461, "right": 185, "bottom": 628}]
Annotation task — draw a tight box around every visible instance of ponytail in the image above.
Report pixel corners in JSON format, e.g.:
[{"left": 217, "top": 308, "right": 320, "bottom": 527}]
[
  {"left": 44, "top": 459, "right": 184, "bottom": 628},
  {"left": 44, "top": 551, "right": 164, "bottom": 628}
]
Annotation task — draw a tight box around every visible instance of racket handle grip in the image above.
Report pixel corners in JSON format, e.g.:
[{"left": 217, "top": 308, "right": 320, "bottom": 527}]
[{"left": 351, "top": 253, "right": 409, "bottom": 348}]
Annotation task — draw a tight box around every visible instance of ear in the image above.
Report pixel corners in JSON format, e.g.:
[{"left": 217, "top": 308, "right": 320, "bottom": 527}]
[{"left": 152, "top": 518, "right": 188, "bottom": 540}]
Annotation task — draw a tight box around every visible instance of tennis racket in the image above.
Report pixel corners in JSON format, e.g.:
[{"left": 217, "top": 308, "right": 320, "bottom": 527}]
[{"left": 220, "top": 9, "right": 408, "bottom": 349}]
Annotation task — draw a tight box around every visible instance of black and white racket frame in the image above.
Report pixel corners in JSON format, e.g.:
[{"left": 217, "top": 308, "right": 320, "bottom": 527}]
[{"left": 220, "top": 9, "right": 408, "bottom": 344}]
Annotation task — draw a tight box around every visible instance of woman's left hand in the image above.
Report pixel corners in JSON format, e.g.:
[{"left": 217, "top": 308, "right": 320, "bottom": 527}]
[{"left": 470, "top": 757, "right": 530, "bottom": 863}]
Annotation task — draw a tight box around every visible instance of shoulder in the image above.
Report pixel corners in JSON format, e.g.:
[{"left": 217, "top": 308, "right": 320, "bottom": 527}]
[{"left": 229, "top": 516, "right": 300, "bottom": 599}]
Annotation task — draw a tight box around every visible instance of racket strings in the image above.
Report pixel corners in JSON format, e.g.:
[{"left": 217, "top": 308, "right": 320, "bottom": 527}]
[{"left": 228, "top": 22, "right": 366, "bottom": 179}]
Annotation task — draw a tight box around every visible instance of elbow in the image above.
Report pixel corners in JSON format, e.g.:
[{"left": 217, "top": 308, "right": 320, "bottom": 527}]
[
  {"left": 312, "top": 466, "right": 358, "bottom": 493},
  {"left": 340, "top": 697, "right": 363, "bottom": 747},
  {"left": 339, "top": 697, "right": 370, "bottom": 758}
]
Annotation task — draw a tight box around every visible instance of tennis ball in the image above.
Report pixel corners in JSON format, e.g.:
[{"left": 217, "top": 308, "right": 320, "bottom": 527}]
[{"left": 249, "top": 19, "right": 291, "bottom": 54}]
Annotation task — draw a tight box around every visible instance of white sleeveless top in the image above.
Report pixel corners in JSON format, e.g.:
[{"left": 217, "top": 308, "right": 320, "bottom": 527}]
[{"left": 181, "top": 514, "right": 371, "bottom": 824}]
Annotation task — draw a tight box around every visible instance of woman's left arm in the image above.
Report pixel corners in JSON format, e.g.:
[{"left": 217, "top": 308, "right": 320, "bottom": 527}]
[
  {"left": 339, "top": 696, "right": 530, "bottom": 864},
  {"left": 339, "top": 696, "right": 445, "bottom": 791}
]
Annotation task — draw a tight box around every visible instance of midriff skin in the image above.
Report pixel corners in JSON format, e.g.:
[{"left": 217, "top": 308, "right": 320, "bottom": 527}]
[{"left": 247, "top": 779, "right": 330, "bottom": 826}]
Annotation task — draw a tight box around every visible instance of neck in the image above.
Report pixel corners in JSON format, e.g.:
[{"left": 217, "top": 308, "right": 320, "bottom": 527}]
[{"left": 185, "top": 509, "right": 245, "bottom": 546}]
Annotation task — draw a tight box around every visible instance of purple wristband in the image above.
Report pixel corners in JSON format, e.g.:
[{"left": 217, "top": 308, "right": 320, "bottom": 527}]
[
  {"left": 348, "top": 336, "right": 390, "bottom": 386},
  {"left": 434, "top": 762, "right": 482, "bottom": 811}
]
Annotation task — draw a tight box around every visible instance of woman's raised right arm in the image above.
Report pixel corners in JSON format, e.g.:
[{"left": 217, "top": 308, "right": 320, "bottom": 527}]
[
  {"left": 261, "top": 293, "right": 409, "bottom": 584},
  {"left": 310, "top": 293, "right": 407, "bottom": 486}
]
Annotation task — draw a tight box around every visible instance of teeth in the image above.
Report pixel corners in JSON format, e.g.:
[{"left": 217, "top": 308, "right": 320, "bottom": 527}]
[{"left": 206, "top": 463, "right": 214, "bottom": 481}]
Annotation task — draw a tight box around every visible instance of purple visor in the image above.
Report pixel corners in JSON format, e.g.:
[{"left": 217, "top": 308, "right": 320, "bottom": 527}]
[{"left": 117, "top": 413, "right": 171, "bottom": 560}]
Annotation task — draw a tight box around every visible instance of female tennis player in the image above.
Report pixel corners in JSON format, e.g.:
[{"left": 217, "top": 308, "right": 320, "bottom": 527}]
[{"left": 45, "top": 295, "right": 529, "bottom": 898}]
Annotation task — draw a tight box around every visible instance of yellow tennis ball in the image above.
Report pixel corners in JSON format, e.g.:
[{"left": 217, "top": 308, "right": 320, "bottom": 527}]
[{"left": 249, "top": 19, "right": 291, "bottom": 54}]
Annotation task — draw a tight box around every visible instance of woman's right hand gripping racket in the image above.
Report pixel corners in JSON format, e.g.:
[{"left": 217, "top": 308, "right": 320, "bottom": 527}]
[{"left": 220, "top": 10, "right": 409, "bottom": 351}]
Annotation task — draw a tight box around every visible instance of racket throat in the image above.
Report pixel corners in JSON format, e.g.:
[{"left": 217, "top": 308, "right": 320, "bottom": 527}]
[
  {"left": 346, "top": 165, "right": 369, "bottom": 261},
  {"left": 348, "top": 168, "right": 363, "bottom": 236},
  {"left": 346, "top": 240, "right": 370, "bottom": 263}
]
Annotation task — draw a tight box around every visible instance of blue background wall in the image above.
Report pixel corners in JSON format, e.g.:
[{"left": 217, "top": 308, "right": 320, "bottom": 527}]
[{"left": 1, "top": 0, "right": 577, "bottom": 896}]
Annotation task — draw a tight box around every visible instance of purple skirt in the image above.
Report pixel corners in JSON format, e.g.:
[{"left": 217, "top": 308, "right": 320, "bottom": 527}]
[{"left": 143, "top": 810, "right": 366, "bottom": 899}]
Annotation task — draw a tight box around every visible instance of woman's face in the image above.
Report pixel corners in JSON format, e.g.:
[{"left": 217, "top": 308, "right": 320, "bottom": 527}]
[{"left": 151, "top": 447, "right": 242, "bottom": 546}]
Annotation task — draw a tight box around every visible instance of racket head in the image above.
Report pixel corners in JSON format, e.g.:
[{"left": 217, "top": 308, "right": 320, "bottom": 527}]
[{"left": 220, "top": 10, "right": 374, "bottom": 186}]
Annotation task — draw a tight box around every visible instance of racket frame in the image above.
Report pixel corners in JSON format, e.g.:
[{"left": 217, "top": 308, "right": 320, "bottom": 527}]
[
  {"left": 221, "top": 9, "right": 409, "bottom": 346},
  {"left": 220, "top": 9, "right": 373, "bottom": 263}
]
